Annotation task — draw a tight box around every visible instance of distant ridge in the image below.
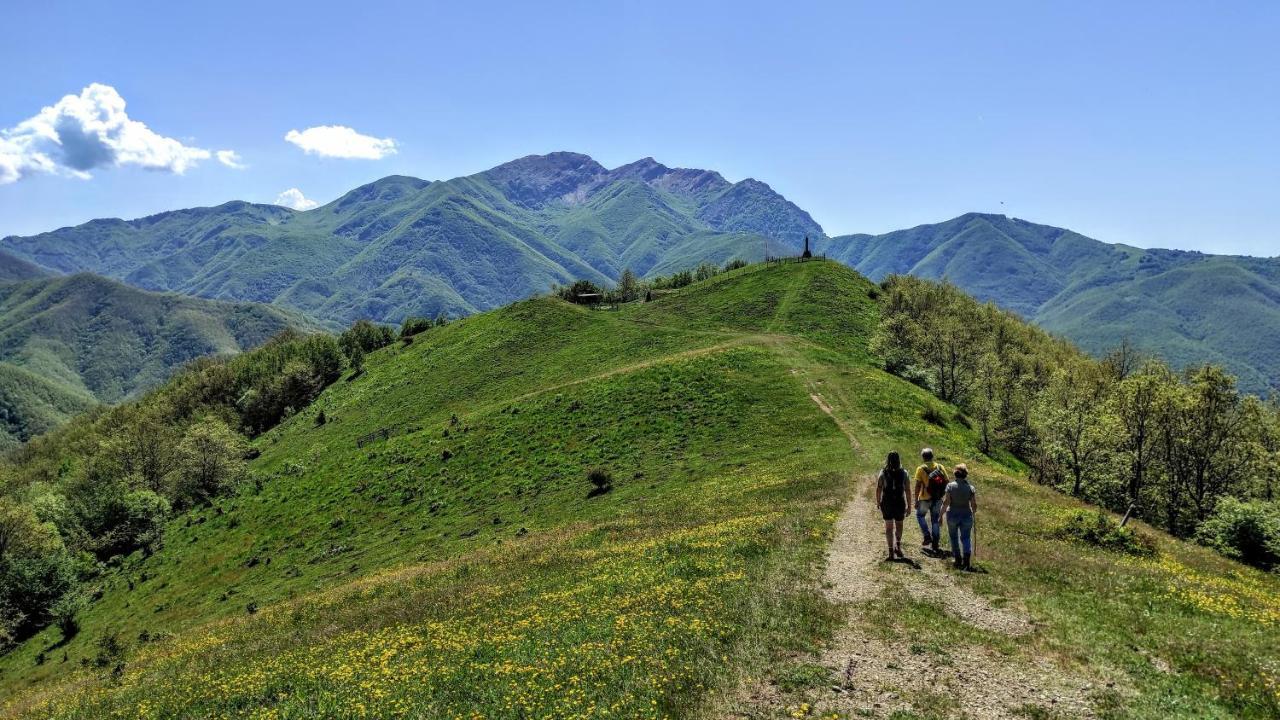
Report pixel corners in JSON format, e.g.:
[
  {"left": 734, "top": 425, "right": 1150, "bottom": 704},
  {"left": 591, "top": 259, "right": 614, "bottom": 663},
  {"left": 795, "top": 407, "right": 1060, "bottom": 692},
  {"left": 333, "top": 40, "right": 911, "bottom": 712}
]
[
  {"left": 0, "top": 273, "right": 310, "bottom": 447},
  {"left": 1, "top": 152, "right": 824, "bottom": 326},
  {"left": 824, "top": 213, "right": 1280, "bottom": 393},
  {"left": 3, "top": 155, "right": 1278, "bottom": 393}
]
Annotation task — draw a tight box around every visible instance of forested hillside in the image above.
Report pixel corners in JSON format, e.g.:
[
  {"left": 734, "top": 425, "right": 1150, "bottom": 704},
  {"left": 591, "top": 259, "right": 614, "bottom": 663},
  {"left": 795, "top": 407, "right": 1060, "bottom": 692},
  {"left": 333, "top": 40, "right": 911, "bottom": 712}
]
[
  {"left": 0, "top": 261, "right": 1275, "bottom": 719},
  {"left": 0, "top": 274, "right": 309, "bottom": 448},
  {"left": 827, "top": 213, "right": 1280, "bottom": 394}
]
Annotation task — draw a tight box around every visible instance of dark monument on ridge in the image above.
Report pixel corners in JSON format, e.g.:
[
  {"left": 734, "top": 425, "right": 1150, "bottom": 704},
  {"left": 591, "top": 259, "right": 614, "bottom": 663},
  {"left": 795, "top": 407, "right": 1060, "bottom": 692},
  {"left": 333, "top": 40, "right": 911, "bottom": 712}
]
[{"left": 801, "top": 235, "right": 813, "bottom": 259}]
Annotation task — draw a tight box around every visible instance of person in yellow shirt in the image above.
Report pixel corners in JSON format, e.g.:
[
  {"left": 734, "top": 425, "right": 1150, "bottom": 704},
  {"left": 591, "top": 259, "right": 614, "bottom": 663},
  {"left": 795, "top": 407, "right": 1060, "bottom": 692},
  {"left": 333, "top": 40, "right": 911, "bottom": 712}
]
[{"left": 913, "top": 448, "right": 948, "bottom": 555}]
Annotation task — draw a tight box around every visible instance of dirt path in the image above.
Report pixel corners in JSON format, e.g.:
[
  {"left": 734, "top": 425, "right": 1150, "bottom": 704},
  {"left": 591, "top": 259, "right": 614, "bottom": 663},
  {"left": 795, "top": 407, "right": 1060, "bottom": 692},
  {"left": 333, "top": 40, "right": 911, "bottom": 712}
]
[{"left": 726, "top": 392, "right": 1108, "bottom": 719}]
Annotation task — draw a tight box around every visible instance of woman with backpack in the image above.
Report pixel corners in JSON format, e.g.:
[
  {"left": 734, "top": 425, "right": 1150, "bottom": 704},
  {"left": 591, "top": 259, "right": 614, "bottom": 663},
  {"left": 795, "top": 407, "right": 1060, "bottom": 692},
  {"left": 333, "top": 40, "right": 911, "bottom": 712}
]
[
  {"left": 876, "top": 452, "right": 912, "bottom": 560},
  {"left": 939, "top": 463, "right": 978, "bottom": 570},
  {"left": 914, "top": 448, "right": 949, "bottom": 555}
]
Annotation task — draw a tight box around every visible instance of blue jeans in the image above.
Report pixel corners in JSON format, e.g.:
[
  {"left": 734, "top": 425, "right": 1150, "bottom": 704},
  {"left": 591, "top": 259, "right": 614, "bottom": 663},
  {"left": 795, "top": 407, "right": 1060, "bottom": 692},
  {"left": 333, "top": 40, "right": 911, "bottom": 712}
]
[
  {"left": 947, "top": 510, "right": 974, "bottom": 560},
  {"left": 916, "top": 499, "right": 942, "bottom": 544}
]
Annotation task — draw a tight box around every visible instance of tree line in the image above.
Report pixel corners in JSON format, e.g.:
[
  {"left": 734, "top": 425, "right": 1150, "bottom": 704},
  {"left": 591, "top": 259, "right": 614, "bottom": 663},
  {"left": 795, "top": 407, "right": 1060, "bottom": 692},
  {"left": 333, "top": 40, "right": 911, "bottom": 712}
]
[
  {"left": 554, "top": 260, "right": 749, "bottom": 305},
  {"left": 873, "top": 275, "right": 1280, "bottom": 570},
  {"left": 0, "top": 317, "right": 446, "bottom": 649}
]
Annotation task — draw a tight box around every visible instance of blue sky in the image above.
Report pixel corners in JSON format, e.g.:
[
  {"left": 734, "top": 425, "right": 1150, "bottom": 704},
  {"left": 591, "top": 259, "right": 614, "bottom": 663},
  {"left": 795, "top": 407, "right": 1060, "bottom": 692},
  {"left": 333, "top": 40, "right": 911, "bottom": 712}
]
[{"left": 1, "top": 1, "right": 1277, "bottom": 255}]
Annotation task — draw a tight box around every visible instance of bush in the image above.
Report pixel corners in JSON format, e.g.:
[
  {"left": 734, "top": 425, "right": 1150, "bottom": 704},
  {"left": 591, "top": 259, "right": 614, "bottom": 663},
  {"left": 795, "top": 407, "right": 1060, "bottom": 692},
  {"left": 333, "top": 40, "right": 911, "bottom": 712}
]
[
  {"left": 339, "top": 320, "right": 395, "bottom": 361},
  {"left": 556, "top": 280, "right": 604, "bottom": 304},
  {"left": 1056, "top": 510, "right": 1154, "bottom": 556},
  {"left": 723, "top": 258, "right": 749, "bottom": 272},
  {"left": 1194, "top": 498, "right": 1280, "bottom": 571},
  {"left": 399, "top": 316, "right": 433, "bottom": 339},
  {"left": 586, "top": 467, "right": 613, "bottom": 496},
  {"left": 920, "top": 406, "right": 947, "bottom": 427},
  {"left": 51, "top": 591, "right": 85, "bottom": 639}
]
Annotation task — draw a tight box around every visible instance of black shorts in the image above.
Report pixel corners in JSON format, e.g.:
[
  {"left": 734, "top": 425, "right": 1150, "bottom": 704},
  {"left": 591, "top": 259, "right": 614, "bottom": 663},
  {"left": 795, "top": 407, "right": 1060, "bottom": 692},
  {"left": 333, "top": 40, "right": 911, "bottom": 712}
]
[{"left": 880, "top": 500, "right": 906, "bottom": 521}]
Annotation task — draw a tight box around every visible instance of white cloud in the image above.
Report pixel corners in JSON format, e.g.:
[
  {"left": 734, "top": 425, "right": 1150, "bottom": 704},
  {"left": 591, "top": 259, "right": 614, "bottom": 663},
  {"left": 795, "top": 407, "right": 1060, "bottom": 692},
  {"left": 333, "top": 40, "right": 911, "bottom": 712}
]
[
  {"left": 0, "top": 83, "right": 232, "bottom": 184},
  {"left": 216, "top": 150, "right": 246, "bottom": 169},
  {"left": 274, "top": 187, "right": 318, "bottom": 211},
  {"left": 284, "top": 125, "right": 397, "bottom": 159}
]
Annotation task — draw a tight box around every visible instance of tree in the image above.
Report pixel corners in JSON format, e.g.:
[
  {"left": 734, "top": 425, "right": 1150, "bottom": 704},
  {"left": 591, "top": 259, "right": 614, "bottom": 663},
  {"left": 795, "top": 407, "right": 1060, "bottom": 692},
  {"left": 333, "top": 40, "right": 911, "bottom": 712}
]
[
  {"left": 1111, "top": 360, "right": 1174, "bottom": 511},
  {"left": 1034, "top": 362, "right": 1117, "bottom": 498},
  {"left": 339, "top": 320, "right": 394, "bottom": 361},
  {"left": 172, "top": 417, "right": 248, "bottom": 508},
  {"left": 105, "top": 403, "right": 178, "bottom": 493},
  {"left": 616, "top": 268, "right": 640, "bottom": 302},
  {"left": 0, "top": 498, "right": 74, "bottom": 643}
]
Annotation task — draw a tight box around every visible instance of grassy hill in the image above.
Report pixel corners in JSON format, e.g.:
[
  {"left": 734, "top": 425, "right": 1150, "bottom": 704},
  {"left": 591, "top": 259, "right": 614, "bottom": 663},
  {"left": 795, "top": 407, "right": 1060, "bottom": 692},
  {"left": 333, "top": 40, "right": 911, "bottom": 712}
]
[
  {"left": 0, "top": 153, "right": 824, "bottom": 327},
  {"left": 825, "top": 213, "right": 1280, "bottom": 394},
  {"left": 1, "top": 261, "right": 1275, "bottom": 719},
  {"left": 0, "top": 274, "right": 309, "bottom": 448}
]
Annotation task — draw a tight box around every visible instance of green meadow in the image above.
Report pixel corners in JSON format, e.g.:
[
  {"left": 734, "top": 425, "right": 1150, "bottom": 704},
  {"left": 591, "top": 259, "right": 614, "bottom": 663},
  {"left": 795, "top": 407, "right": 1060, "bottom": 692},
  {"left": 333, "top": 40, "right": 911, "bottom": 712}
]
[{"left": 1, "top": 261, "right": 1275, "bottom": 718}]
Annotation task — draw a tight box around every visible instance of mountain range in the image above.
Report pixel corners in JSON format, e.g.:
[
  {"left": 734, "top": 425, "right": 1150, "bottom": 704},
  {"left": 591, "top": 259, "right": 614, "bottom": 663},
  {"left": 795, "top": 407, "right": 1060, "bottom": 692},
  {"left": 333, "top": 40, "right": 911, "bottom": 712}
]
[
  {"left": 1, "top": 151, "right": 1277, "bottom": 400},
  {"left": 0, "top": 153, "right": 821, "bottom": 326},
  {"left": 824, "top": 213, "right": 1280, "bottom": 394}
]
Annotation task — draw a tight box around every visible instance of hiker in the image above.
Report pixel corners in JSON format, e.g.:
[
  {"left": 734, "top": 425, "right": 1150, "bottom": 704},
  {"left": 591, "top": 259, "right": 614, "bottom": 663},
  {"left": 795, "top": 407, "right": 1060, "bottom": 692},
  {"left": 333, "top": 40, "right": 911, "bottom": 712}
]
[
  {"left": 939, "top": 463, "right": 978, "bottom": 570},
  {"left": 913, "top": 448, "right": 948, "bottom": 554},
  {"left": 875, "top": 451, "right": 911, "bottom": 560}
]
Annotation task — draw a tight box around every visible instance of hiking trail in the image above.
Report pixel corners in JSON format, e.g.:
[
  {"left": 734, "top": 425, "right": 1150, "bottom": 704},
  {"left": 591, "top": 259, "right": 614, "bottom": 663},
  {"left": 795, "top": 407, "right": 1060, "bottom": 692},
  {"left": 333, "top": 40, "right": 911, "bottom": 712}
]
[{"left": 723, "top": 390, "right": 1118, "bottom": 719}]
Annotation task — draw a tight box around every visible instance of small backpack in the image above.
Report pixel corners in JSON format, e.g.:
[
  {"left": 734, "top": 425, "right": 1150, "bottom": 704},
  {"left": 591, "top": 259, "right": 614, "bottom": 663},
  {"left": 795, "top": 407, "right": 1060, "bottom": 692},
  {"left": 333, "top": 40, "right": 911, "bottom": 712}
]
[
  {"left": 883, "top": 467, "right": 906, "bottom": 495},
  {"left": 926, "top": 465, "right": 947, "bottom": 501}
]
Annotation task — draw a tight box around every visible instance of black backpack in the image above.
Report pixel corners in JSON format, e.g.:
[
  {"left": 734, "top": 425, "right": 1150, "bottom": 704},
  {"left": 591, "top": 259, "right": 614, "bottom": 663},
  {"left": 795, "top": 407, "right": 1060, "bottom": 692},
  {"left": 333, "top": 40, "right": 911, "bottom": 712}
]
[
  {"left": 926, "top": 465, "right": 947, "bottom": 502},
  {"left": 882, "top": 467, "right": 906, "bottom": 495}
]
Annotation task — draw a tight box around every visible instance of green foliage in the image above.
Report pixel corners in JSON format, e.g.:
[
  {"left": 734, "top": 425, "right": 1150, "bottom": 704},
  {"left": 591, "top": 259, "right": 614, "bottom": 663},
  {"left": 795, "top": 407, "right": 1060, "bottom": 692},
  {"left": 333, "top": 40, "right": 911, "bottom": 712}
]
[
  {"left": 398, "top": 316, "right": 433, "bottom": 339},
  {"left": 0, "top": 262, "right": 1274, "bottom": 718},
  {"left": 1194, "top": 498, "right": 1280, "bottom": 570},
  {"left": 171, "top": 418, "right": 248, "bottom": 509},
  {"left": 338, "top": 320, "right": 394, "bottom": 361},
  {"left": 873, "top": 273, "right": 1278, "bottom": 561},
  {"left": 555, "top": 279, "right": 605, "bottom": 304},
  {"left": 1055, "top": 510, "right": 1155, "bottom": 556}
]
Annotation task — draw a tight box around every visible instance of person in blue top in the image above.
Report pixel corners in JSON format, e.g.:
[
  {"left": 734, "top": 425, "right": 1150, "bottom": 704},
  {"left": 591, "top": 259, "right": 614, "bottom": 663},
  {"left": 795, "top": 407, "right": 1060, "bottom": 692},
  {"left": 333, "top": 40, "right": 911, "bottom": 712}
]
[{"left": 939, "top": 463, "right": 978, "bottom": 570}]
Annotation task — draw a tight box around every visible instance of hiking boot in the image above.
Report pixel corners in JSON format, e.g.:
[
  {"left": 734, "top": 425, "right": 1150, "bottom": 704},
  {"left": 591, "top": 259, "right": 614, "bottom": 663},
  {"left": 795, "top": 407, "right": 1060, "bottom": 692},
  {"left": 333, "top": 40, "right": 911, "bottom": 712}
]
[
  {"left": 895, "top": 545, "right": 905, "bottom": 559},
  {"left": 931, "top": 539, "right": 941, "bottom": 554},
  {"left": 963, "top": 553, "right": 972, "bottom": 571}
]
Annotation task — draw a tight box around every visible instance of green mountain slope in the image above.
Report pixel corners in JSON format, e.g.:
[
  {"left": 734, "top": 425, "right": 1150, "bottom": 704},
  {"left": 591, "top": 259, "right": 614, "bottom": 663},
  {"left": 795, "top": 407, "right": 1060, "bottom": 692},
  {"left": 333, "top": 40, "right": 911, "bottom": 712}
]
[
  {"left": 0, "top": 153, "right": 824, "bottom": 327},
  {"left": 0, "top": 274, "right": 309, "bottom": 446},
  {"left": 826, "top": 213, "right": 1280, "bottom": 393},
  {"left": 0, "top": 362, "right": 96, "bottom": 451},
  {"left": 2, "top": 262, "right": 1275, "bottom": 719},
  {"left": 0, "top": 251, "right": 50, "bottom": 283}
]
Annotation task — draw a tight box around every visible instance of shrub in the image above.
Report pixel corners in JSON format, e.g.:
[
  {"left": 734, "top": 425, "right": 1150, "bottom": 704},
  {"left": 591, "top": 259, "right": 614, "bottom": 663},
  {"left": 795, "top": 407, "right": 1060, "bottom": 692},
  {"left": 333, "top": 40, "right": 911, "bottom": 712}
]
[
  {"left": 1194, "top": 498, "right": 1280, "bottom": 570},
  {"left": 556, "top": 280, "right": 604, "bottom": 304},
  {"left": 920, "top": 406, "right": 947, "bottom": 427},
  {"left": 339, "top": 320, "right": 395, "bottom": 360},
  {"left": 51, "top": 591, "right": 85, "bottom": 639},
  {"left": 586, "top": 467, "right": 613, "bottom": 496},
  {"left": 1056, "top": 510, "right": 1154, "bottom": 556},
  {"left": 399, "top": 316, "right": 433, "bottom": 339},
  {"left": 723, "top": 258, "right": 749, "bottom": 272}
]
